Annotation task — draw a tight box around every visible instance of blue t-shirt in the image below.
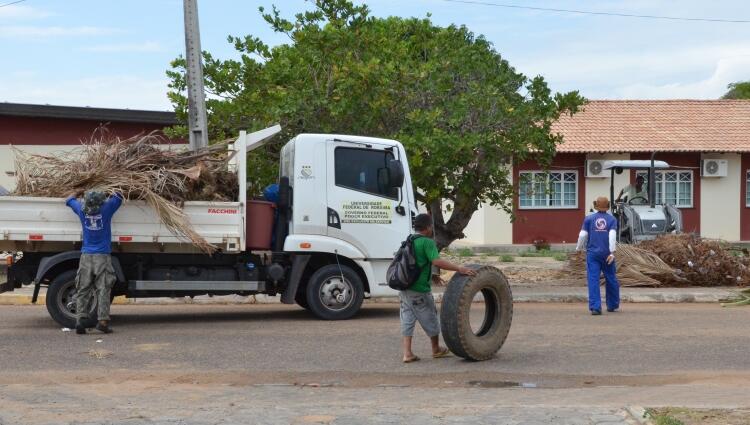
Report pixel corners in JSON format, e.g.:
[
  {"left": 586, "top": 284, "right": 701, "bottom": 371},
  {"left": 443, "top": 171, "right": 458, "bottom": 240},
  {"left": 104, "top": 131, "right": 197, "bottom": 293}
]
[
  {"left": 581, "top": 211, "right": 617, "bottom": 258},
  {"left": 66, "top": 194, "right": 122, "bottom": 254}
]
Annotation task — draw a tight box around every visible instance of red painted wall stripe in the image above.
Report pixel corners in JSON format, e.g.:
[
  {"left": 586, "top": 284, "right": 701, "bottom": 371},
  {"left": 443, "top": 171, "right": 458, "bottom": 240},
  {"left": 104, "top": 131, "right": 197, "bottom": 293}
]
[
  {"left": 741, "top": 154, "right": 750, "bottom": 241},
  {"left": 0, "top": 116, "right": 185, "bottom": 145}
]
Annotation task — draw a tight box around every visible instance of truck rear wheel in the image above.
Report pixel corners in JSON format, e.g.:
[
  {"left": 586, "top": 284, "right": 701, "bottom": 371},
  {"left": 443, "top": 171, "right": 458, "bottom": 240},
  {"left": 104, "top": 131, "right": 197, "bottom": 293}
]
[
  {"left": 440, "top": 265, "right": 513, "bottom": 361},
  {"left": 306, "top": 264, "right": 364, "bottom": 320},
  {"left": 45, "top": 270, "right": 98, "bottom": 329}
]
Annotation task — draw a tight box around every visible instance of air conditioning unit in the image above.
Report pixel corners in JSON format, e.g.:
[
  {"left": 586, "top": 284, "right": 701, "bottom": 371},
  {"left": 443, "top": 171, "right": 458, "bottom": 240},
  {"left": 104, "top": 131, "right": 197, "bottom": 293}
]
[
  {"left": 701, "top": 159, "right": 728, "bottom": 177},
  {"left": 585, "top": 160, "right": 607, "bottom": 178}
]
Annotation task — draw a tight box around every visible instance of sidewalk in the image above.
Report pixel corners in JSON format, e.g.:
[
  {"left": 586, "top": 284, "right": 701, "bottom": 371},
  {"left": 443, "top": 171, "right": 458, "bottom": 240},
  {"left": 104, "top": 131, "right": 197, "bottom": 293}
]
[{"left": 0, "top": 284, "right": 738, "bottom": 306}]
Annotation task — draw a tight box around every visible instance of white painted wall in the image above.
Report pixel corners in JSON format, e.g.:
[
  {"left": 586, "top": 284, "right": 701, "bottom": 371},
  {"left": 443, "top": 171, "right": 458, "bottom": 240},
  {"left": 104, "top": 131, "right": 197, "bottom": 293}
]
[
  {"left": 458, "top": 205, "right": 486, "bottom": 245},
  {"left": 458, "top": 203, "right": 514, "bottom": 246},
  {"left": 482, "top": 204, "right": 513, "bottom": 244},
  {"left": 459, "top": 164, "right": 513, "bottom": 246},
  {"left": 584, "top": 153, "right": 630, "bottom": 215},
  {"left": 0, "top": 145, "right": 81, "bottom": 191},
  {"left": 700, "top": 153, "right": 741, "bottom": 241}
]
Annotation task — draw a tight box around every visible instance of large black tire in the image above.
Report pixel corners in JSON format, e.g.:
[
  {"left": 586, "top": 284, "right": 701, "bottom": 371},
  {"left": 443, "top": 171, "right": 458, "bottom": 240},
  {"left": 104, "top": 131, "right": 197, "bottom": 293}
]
[
  {"left": 45, "top": 270, "right": 98, "bottom": 329},
  {"left": 440, "top": 265, "right": 513, "bottom": 361},
  {"left": 305, "top": 264, "right": 364, "bottom": 320}
]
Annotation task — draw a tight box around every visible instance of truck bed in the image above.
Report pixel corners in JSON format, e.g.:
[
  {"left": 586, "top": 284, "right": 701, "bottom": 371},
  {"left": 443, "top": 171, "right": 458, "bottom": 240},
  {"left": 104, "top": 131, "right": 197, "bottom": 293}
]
[{"left": 0, "top": 196, "right": 243, "bottom": 254}]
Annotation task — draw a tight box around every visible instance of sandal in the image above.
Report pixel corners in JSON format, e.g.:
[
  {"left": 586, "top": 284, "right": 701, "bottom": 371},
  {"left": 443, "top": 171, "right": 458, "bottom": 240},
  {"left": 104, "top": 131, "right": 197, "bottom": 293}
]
[
  {"left": 432, "top": 348, "right": 451, "bottom": 359},
  {"left": 402, "top": 355, "right": 420, "bottom": 363}
]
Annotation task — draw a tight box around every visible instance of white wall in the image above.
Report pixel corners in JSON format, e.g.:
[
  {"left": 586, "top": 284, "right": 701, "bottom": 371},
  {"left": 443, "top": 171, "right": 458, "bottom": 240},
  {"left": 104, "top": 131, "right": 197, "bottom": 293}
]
[
  {"left": 584, "top": 153, "right": 630, "bottom": 214},
  {"left": 458, "top": 203, "right": 514, "bottom": 246},
  {"left": 700, "top": 153, "right": 741, "bottom": 241},
  {"left": 458, "top": 205, "right": 486, "bottom": 245},
  {"left": 0, "top": 145, "right": 80, "bottom": 191},
  {"left": 458, "top": 164, "right": 513, "bottom": 246}
]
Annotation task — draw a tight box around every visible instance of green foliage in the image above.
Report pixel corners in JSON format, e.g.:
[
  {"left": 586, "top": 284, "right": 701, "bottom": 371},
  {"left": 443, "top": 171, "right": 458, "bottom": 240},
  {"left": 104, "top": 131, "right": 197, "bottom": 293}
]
[
  {"left": 500, "top": 254, "right": 515, "bottom": 262},
  {"left": 456, "top": 247, "right": 474, "bottom": 257},
  {"left": 166, "top": 0, "right": 585, "bottom": 246},
  {"left": 722, "top": 81, "right": 750, "bottom": 99}
]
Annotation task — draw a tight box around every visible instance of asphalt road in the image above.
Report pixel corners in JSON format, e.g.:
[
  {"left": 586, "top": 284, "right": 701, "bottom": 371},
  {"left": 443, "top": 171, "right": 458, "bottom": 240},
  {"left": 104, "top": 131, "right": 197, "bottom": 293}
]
[
  {"left": 1, "top": 303, "right": 750, "bottom": 424},
  {"left": 1, "top": 302, "right": 749, "bottom": 385}
]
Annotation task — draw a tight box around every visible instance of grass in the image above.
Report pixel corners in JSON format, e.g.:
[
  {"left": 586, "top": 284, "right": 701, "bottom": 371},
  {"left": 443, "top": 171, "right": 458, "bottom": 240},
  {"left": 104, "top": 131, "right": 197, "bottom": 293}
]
[
  {"left": 645, "top": 409, "right": 685, "bottom": 425},
  {"left": 553, "top": 252, "right": 569, "bottom": 261},
  {"left": 500, "top": 254, "right": 515, "bottom": 262},
  {"left": 456, "top": 247, "right": 474, "bottom": 257},
  {"left": 519, "top": 249, "right": 568, "bottom": 259}
]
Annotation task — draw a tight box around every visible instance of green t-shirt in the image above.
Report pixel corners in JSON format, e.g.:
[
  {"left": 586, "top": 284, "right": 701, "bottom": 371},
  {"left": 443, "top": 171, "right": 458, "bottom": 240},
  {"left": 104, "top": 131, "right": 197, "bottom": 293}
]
[{"left": 410, "top": 236, "right": 440, "bottom": 293}]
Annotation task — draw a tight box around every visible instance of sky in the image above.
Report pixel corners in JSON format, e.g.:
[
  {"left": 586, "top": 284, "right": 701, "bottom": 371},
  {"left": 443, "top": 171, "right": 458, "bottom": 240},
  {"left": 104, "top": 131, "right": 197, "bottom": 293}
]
[{"left": 1, "top": 0, "right": 749, "bottom": 111}]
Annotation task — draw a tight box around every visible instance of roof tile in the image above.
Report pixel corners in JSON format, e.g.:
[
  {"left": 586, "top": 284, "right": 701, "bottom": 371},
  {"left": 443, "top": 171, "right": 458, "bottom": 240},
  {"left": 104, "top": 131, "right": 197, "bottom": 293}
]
[{"left": 553, "top": 100, "right": 750, "bottom": 153}]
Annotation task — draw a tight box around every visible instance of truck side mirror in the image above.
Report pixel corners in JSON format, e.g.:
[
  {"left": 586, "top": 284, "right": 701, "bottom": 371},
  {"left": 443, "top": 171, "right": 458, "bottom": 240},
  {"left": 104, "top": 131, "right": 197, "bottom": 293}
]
[{"left": 387, "top": 159, "right": 405, "bottom": 188}]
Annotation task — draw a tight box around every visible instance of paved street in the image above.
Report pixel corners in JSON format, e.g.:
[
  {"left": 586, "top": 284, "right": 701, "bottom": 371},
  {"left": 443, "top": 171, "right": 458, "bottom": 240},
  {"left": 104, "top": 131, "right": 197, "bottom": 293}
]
[{"left": 1, "top": 303, "right": 749, "bottom": 424}]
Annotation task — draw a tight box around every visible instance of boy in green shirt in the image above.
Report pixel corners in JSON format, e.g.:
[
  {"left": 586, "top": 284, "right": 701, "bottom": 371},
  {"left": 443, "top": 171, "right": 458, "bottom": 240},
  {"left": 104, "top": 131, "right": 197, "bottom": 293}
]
[{"left": 401, "top": 214, "right": 476, "bottom": 363}]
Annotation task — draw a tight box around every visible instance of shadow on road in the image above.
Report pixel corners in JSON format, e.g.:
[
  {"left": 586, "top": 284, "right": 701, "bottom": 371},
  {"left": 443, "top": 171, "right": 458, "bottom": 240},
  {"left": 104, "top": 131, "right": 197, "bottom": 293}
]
[{"left": 11, "top": 304, "right": 400, "bottom": 329}]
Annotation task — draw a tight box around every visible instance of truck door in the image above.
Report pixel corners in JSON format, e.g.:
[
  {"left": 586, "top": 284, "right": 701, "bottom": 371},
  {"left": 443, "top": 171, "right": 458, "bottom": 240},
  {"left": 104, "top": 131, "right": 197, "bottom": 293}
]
[{"left": 326, "top": 141, "right": 412, "bottom": 259}]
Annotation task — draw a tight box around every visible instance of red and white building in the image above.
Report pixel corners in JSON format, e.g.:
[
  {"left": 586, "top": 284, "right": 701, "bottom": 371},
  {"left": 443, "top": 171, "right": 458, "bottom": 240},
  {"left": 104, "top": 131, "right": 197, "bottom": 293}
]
[
  {"left": 462, "top": 100, "right": 750, "bottom": 245},
  {"left": 0, "top": 102, "right": 179, "bottom": 190}
]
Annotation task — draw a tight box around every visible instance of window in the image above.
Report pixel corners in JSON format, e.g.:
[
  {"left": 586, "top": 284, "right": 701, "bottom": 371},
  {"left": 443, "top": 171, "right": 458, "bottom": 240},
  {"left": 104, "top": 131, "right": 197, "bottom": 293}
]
[
  {"left": 334, "top": 147, "right": 399, "bottom": 199},
  {"left": 636, "top": 170, "right": 693, "bottom": 207},
  {"left": 518, "top": 171, "right": 578, "bottom": 209},
  {"left": 746, "top": 171, "right": 750, "bottom": 207}
]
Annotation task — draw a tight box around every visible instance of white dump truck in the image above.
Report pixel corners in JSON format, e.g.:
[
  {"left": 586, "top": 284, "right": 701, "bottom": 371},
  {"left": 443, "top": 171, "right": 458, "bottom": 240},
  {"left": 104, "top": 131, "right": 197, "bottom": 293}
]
[{"left": 0, "top": 126, "right": 418, "bottom": 327}]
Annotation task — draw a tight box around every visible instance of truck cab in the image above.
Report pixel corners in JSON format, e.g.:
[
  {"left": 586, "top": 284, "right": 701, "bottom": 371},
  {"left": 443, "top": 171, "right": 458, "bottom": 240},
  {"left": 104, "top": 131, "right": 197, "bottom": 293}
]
[
  {"left": 0, "top": 127, "right": 417, "bottom": 326},
  {"left": 274, "top": 133, "right": 418, "bottom": 318}
]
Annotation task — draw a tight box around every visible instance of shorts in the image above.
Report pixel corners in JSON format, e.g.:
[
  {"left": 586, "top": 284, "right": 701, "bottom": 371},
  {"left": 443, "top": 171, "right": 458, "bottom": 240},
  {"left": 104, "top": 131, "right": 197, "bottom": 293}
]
[{"left": 399, "top": 290, "right": 440, "bottom": 337}]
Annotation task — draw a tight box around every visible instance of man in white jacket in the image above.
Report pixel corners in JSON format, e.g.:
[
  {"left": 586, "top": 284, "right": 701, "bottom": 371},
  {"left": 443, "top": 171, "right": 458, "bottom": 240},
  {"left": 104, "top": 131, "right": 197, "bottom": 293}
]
[{"left": 576, "top": 196, "right": 620, "bottom": 315}]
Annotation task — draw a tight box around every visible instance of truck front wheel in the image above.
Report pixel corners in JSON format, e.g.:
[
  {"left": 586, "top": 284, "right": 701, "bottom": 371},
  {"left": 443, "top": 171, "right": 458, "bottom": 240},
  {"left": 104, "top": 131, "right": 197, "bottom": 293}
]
[
  {"left": 45, "top": 270, "right": 98, "bottom": 329},
  {"left": 306, "top": 264, "right": 364, "bottom": 320}
]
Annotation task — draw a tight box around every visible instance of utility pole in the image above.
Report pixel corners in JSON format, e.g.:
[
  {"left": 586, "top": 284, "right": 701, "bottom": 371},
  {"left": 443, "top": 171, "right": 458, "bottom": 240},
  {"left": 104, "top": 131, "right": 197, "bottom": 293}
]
[{"left": 183, "top": 0, "right": 208, "bottom": 150}]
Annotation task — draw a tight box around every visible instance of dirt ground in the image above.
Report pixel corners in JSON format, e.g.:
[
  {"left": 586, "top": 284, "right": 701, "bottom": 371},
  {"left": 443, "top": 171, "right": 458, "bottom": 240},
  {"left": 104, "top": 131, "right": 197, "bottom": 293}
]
[{"left": 441, "top": 254, "right": 582, "bottom": 286}]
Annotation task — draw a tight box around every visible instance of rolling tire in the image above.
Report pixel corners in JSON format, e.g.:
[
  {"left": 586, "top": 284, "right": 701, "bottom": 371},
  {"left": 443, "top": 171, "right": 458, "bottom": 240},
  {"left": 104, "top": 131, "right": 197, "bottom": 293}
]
[
  {"left": 45, "top": 270, "right": 98, "bottom": 329},
  {"left": 440, "top": 265, "right": 513, "bottom": 361},
  {"left": 306, "top": 264, "right": 364, "bottom": 320}
]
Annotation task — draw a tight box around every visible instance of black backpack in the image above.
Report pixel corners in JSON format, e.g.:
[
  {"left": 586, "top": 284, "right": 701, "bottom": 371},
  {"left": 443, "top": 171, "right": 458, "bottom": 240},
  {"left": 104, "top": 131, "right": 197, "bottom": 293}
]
[{"left": 387, "top": 235, "right": 424, "bottom": 291}]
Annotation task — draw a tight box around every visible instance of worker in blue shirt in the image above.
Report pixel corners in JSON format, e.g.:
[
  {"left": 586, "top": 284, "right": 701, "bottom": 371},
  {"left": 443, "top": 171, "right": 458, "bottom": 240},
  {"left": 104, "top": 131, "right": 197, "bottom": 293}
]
[
  {"left": 66, "top": 190, "right": 123, "bottom": 334},
  {"left": 576, "top": 196, "right": 620, "bottom": 315}
]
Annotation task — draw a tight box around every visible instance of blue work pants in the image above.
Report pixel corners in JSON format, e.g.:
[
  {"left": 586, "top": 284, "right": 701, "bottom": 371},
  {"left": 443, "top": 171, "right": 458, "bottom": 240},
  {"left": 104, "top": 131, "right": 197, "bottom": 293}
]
[{"left": 586, "top": 253, "right": 620, "bottom": 311}]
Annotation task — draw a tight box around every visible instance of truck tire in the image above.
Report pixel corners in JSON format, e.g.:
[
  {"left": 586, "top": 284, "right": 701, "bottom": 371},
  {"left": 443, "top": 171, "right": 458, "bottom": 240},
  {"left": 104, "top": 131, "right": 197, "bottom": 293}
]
[
  {"left": 294, "top": 290, "right": 309, "bottom": 310},
  {"left": 306, "top": 264, "right": 364, "bottom": 320},
  {"left": 440, "top": 265, "right": 513, "bottom": 361},
  {"left": 45, "top": 270, "right": 98, "bottom": 329}
]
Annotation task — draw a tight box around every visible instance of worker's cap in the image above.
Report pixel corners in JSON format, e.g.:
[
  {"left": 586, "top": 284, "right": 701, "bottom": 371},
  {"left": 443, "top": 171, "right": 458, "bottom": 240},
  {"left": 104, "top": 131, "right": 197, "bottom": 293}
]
[{"left": 82, "top": 190, "right": 107, "bottom": 215}]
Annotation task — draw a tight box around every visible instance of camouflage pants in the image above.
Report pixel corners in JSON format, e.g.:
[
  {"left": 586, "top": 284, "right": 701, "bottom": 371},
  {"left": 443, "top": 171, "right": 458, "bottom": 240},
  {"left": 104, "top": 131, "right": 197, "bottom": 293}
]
[{"left": 75, "top": 254, "right": 115, "bottom": 321}]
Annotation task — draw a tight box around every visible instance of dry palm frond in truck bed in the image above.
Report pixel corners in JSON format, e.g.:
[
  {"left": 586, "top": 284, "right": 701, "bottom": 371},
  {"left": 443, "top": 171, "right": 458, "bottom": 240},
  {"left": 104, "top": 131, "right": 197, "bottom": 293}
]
[{"left": 12, "top": 133, "right": 238, "bottom": 253}]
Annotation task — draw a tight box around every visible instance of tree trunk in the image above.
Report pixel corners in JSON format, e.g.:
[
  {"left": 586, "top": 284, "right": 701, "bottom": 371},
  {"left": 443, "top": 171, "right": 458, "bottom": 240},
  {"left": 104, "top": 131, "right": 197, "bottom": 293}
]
[{"left": 429, "top": 194, "right": 479, "bottom": 251}]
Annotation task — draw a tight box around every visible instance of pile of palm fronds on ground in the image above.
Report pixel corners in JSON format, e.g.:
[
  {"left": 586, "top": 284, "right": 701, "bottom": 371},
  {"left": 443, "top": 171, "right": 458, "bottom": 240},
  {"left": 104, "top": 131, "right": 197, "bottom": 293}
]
[
  {"left": 564, "top": 234, "right": 750, "bottom": 287},
  {"left": 13, "top": 133, "right": 237, "bottom": 253}
]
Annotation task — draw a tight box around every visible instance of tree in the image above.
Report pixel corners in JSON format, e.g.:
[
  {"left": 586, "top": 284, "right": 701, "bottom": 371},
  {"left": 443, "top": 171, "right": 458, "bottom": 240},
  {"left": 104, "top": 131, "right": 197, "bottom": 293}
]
[
  {"left": 722, "top": 81, "right": 750, "bottom": 99},
  {"left": 167, "top": 0, "right": 585, "bottom": 249}
]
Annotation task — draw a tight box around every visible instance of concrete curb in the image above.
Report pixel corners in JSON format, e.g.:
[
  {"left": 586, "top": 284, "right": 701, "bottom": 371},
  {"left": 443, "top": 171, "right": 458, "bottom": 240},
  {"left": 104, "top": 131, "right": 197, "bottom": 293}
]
[
  {"left": 625, "top": 406, "right": 651, "bottom": 425},
  {"left": 0, "top": 288, "right": 736, "bottom": 306}
]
